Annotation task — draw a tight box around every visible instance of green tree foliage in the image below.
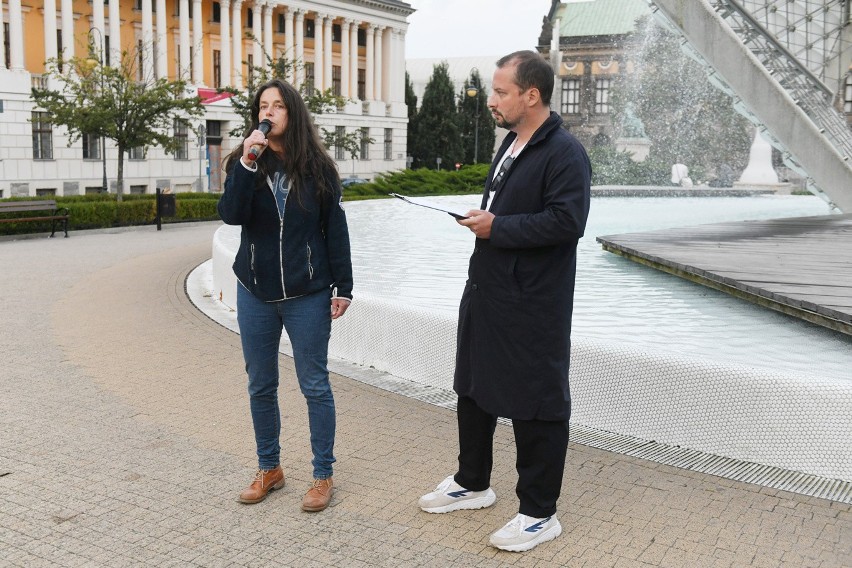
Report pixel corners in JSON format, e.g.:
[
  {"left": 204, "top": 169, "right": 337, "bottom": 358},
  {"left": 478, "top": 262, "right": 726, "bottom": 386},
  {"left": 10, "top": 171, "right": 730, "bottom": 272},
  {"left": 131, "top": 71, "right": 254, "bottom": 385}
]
[
  {"left": 409, "top": 62, "right": 463, "bottom": 169},
  {"left": 457, "top": 68, "right": 496, "bottom": 164},
  {"left": 220, "top": 45, "right": 371, "bottom": 163},
  {"left": 609, "top": 17, "right": 753, "bottom": 181},
  {"left": 31, "top": 43, "right": 203, "bottom": 201},
  {"left": 405, "top": 71, "right": 418, "bottom": 165}
]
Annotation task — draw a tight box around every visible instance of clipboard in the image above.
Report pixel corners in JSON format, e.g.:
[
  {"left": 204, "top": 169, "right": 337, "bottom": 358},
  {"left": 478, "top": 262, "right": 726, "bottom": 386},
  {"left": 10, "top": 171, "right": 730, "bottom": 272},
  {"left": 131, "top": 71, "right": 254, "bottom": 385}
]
[{"left": 390, "top": 193, "right": 469, "bottom": 220}]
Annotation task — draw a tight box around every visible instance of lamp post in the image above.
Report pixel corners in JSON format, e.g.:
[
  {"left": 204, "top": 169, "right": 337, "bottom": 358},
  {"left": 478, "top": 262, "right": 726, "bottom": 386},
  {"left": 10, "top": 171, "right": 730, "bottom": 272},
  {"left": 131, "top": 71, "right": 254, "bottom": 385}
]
[
  {"left": 465, "top": 68, "right": 481, "bottom": 163},
  {"left": 88, "top": 27, "right": 108, "bottom": 194},
  {"left": 197, "top": 123, "right": 206, "bottom": 192}
]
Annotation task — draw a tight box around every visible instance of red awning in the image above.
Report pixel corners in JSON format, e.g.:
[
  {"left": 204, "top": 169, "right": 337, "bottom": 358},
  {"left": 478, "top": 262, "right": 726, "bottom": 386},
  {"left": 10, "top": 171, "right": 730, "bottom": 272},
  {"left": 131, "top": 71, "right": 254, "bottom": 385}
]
[{"left": 198, "top": 87, "right": 234, "bottom": 105}]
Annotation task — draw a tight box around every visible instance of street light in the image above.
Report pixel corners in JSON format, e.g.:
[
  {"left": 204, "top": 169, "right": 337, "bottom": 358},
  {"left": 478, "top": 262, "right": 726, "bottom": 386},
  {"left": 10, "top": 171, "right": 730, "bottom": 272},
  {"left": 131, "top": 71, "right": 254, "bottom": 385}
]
[
  {"left": 465, "top": 68, "right": 481, "bottom": 163},
  {"left": 88, "top": 27, "right": 108, "bottom": 194}
]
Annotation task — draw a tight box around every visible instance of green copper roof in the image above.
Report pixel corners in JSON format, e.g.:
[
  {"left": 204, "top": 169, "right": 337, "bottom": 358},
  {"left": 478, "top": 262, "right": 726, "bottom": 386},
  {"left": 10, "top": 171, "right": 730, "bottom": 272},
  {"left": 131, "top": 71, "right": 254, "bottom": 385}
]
[{"left": 554, "top": 0, "right": 650, "bottom": 38}]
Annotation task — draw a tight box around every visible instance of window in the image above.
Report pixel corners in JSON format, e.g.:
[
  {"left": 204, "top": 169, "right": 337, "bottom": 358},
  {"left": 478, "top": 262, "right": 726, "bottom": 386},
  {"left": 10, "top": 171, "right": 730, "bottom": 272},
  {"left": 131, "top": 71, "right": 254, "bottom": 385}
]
[
  {"left": 137, "top": 39, "right": 144, "bottom": 81},
  {"left": 332, "top": 65, "right": 341, "bottom": 96},
  {"left": 174, "top": 119, "right": 189, "bottom": 160},
  {"left": 844, "top": 74, "right": 852, "bottom": 114},
  {"left": 305, "top": 62, "right": 315, "bottom": 94},
  {"left": 358, "top": 68, "right": 366, "bottom": 100},
  {"left": 36, "top": 188, "right": 57, "bottom": 196},
  {"left": 4, "top": 23, "right": 9, "bottom": 68},
  {"left": 55, "top": 29, "right": 62, "bottom": 71},
  {"left": 305, "top": 19, "right": 315, "bottom": 38},
  {"left": 213, "top": 50, "right": 221, "bottom": 88},
  {"left": 129, "top": 184, "right": 147, "bottom": 194},
  {"left": 384, "top": 129, "right": 392, "bottom": 160},
  {"left": 278, "top": 14, "right": 286, "bottom": 33},
  {"left": 82, "top": 133, "right": 102, "bottom": 160},
  {"left": 332, "top": 24, "right": 341, "bottom": 43},
  {"left": 360, "top": 127, "right": 370, "bottom": 160},
  {"left": 334, "top": 126, "right": 345, "bottom": 160},
  {"left": 357, "top": 28, "right": 366, "bottom": 47},
  {"left": 129, "top": 146, "right": 145, "bottom": 160},
  {"left": 594, "top": 78, "right": 611, "bottom": 114},
  {"left": 31, "top": 111, "right": 53, "bottom": 160},
  {"left": 247, "top": 54, "right": 254, "bottom": 85},
  {"left": 561, "top": 79, "right": 580, "bottom": 114},
  {"left": 246, "top": 8, "right": 253, "bottom": 28},
  {"left": 212, "top": 1, "right": 221, "bottom": 23}
]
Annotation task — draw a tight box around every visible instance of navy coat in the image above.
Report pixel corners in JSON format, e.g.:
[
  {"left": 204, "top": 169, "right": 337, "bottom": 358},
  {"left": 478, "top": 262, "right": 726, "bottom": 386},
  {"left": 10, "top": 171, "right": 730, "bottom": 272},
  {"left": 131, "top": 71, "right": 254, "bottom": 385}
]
[{"left": 453, "top": 112, "right": 591, "bottom": 421}]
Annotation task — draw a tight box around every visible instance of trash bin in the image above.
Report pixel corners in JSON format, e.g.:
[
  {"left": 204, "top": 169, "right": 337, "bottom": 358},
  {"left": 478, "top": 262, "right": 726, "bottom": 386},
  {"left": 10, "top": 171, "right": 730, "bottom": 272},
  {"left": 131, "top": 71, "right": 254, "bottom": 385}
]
[
  {"left": 157, "top": 192, "right": 176, "bottom": 217},
  {"left": 156, "top": 189, "right": 176, "bottom": 230}
]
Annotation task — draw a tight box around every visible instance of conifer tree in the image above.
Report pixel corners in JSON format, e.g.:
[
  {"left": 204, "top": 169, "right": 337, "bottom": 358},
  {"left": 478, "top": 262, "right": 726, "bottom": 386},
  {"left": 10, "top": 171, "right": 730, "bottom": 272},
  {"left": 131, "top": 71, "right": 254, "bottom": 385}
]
[{"left": 409, "top": 62, "right": 462, "bottom": 169}]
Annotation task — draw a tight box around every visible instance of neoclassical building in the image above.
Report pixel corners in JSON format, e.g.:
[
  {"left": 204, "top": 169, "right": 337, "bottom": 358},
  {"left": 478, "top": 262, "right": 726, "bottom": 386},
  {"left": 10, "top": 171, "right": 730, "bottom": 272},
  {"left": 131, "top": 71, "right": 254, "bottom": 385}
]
[{"left": 0, "top": 0, "right": 413, "bottom": 197}]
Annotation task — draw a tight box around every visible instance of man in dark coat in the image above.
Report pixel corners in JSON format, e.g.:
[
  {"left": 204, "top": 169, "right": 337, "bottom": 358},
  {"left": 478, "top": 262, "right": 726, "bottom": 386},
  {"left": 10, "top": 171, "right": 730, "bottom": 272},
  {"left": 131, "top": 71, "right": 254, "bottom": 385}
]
[{"left": 419, "top": 51, "right": 591, "bottom": 553}]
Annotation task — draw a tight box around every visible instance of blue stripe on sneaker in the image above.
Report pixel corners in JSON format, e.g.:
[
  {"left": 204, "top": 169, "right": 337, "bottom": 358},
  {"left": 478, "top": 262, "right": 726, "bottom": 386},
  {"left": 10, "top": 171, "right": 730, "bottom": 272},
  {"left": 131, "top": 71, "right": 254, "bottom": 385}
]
[
  {"left": 524, "top": 517, "right": 551, "bottom": 533},
  {"left": 447, "top": 490, "right": 471, "bottom": 498}
]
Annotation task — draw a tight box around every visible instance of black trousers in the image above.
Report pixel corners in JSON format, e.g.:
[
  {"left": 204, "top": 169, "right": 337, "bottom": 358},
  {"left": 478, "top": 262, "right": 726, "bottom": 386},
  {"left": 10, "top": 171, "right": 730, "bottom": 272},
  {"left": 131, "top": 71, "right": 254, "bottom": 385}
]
[{"left": 454, "top": 396, "right": 569, "bottom": 518}]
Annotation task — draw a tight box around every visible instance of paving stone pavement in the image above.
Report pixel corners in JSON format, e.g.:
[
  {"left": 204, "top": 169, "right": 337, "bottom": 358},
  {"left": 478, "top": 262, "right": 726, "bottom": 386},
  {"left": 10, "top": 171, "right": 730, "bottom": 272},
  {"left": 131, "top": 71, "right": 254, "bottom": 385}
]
[{"left": 0, "top": 222, "right": 849, "bottom": 568}]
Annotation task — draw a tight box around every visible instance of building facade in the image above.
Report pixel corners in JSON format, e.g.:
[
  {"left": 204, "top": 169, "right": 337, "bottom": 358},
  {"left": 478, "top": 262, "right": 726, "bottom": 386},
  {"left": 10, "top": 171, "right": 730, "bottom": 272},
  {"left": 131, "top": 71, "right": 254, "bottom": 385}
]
[
  {"left": 0, "top": 0, "right": 413, "bottom": 197},
  {"left": 537, "top": 0, "right": 649, "bottom": 150}
]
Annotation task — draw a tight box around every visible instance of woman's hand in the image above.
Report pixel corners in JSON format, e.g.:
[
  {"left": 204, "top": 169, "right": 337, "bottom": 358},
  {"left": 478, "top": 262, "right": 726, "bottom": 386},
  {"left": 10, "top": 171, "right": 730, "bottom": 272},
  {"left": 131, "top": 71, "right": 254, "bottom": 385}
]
[
  {"left": 331, "top": 298, "right": 351, "bottom": 320},
  {"left": 242, "top": 128, "right": 269, "bottom": 164}
]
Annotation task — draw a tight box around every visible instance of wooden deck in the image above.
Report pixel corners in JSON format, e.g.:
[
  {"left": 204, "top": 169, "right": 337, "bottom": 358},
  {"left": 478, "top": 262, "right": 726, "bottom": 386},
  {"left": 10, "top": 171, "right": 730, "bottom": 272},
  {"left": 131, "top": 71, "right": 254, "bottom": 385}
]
[{"left": 597, "top": 213, "right": 852, "bottom": 336}]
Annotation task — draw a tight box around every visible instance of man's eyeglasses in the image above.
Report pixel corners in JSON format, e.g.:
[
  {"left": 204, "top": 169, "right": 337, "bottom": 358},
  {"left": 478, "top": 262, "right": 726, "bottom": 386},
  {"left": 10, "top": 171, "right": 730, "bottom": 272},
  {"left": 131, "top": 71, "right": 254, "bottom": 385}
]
[{"left": 491, "top": 156, "right": 514, "bottom": 192}]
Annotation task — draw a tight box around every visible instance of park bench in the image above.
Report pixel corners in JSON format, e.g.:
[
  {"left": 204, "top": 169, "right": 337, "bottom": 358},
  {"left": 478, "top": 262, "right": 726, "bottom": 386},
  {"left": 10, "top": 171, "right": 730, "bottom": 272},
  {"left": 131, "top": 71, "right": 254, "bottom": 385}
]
[{"left": 0, "top": 200, "right": 70, "bottom": 237}]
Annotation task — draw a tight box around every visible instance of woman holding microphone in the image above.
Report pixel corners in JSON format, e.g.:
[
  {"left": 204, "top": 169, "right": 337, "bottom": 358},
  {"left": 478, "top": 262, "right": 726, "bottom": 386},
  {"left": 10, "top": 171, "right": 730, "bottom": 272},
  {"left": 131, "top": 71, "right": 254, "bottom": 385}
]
[{"left": 218, "top": 79, "right": 353, "bottom": 512}]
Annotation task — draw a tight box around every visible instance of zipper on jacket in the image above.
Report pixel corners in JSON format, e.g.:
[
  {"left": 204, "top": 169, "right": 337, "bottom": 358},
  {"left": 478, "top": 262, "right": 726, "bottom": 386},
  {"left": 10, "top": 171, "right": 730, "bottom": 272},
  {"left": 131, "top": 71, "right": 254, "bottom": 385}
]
[
  {"left": 306, "top": 243, "right": 314, "bottom": 279},
  {"left": 250, "top": 243, "right": 257, "bottom": 286},
  {"left": 278, "top": 192, "right": 287, "bottom": 298}
]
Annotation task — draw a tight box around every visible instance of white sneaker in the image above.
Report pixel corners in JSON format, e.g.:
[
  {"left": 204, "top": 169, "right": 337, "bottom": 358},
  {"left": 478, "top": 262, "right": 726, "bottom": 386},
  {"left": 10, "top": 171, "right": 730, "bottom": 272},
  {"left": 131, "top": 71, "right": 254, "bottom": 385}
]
[
  {"left": 418, "top": 475, "right": 496, "bottom": 513},
  {"left": 489, "top": 513, "right": 562, "bottom": 552}
]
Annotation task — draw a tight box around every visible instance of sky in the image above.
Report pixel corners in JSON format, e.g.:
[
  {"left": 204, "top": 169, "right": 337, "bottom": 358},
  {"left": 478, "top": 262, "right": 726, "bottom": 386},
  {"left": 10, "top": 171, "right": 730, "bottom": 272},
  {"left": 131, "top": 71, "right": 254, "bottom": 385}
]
[{"left": 404, "top": 0, "right": 552, "bottom": 59}]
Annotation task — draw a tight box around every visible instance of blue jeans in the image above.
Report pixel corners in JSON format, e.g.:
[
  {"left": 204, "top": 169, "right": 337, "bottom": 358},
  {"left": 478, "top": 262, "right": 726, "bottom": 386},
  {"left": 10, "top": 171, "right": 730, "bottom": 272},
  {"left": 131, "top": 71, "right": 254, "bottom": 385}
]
[{"left": 237, "top": 283, "right": 336, "bottom": 479}]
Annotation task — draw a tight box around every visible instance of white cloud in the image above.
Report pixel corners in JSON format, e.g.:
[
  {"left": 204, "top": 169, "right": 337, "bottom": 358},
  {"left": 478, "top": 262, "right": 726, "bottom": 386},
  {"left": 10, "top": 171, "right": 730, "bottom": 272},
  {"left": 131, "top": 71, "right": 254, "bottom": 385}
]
[{"left": 405, "top": 0, "right": 551, "bottom": 59}]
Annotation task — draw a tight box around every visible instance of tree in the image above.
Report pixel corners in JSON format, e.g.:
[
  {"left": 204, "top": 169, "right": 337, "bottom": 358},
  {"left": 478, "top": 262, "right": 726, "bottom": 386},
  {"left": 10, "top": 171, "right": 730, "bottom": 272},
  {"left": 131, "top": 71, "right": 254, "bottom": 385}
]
[
  {"left": 220, "top": 44, "right": 372, "bottom": 172},
  {"left": 409, "top": 62, "right": 463, "bottom": 169},
  {"left": 457, "top": 68, "right": 496, "bottom": 164},
  {"left": 608, "top": 17, "right": 752, "bottom": 180},
  {"left": 405, "top": 71, "right": 418, "bottom": 166},
  {"left": 31, "top": 44, "right": 203, "bottom": 201}
]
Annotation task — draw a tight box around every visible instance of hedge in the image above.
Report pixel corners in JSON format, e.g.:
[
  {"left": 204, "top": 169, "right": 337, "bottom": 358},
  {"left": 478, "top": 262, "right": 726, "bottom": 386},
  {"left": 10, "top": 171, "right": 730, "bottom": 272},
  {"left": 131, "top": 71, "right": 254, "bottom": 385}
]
[{"left": 0, "top": 193, "right": 221, "bottom": 236}]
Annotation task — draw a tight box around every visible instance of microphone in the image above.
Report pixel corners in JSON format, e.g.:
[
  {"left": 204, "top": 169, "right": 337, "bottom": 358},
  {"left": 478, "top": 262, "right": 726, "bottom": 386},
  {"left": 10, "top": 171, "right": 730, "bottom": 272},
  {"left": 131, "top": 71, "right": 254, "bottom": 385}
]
[{"left": 247, "top": 119, "right": 273, "bottom": 162}]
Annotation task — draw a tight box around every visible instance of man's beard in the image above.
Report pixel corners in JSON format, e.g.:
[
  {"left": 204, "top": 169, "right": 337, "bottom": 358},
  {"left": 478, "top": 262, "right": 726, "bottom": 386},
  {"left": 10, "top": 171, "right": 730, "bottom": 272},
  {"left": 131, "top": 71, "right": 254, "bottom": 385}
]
[{"left": 494, "top": 113, "right": 516, "bottom": 130}]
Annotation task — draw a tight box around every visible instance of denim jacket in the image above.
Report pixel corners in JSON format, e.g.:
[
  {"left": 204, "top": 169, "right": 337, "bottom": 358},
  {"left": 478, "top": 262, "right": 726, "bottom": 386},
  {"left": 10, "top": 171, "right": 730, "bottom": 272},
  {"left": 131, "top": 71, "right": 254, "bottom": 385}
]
[{"left": 218, "top": 158, "right": 354, "bottom": 302}]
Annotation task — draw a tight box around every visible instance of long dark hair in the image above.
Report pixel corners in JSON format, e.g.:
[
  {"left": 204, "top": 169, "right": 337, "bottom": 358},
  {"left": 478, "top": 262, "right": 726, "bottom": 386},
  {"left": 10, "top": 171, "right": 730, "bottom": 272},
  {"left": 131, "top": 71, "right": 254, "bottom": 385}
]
[{"left": 225, "top": 79, "right": 338, "bottom": 201}]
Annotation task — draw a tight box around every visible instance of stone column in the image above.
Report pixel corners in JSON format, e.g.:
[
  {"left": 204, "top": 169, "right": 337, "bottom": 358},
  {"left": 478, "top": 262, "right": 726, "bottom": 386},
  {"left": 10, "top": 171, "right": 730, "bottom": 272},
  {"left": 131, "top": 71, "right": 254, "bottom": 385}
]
[
  {"left": 220, "top": 0, "right": 231, "bottom": 86},
  {"left": 192, "top": 0, "right": 204, "bottom": 84},
  {"left": 294, "top": 10, "right": 304, "bottom": 87},
  {"left": 108, "top": 0, "right": 121, "bottom": 67},
  {"left": 284, "top": 7, "right": 295, "bottom": 81},
  {"left": 374, "top": 26, "right": 383, "bottom": 102},
  {"left": 314, "top": 13, "right": 324, "bottom": 92},
  {"left": 156, "top": 0, "right": 167, "bottom": 78},
  {"left": 340, "top": 19, "right": 350, "bottom": 98},
  {"left": 8, "top": 0, "right": 24, "bottom": 70},
  {"left": 263, "top": 2, "right": 273, "bottom": 64},
  {"left": 141, "top": 0, "right": 154, "bottom": 78},
  {"left": 232, "top": 0, "right": 243, "bottom": 89},
  {"left": 349, "top": 21, "right": 359, "bottom": 99},
  {"left": 323, "top": 16, "right": 332, "bottom": 92},
  {"left": 252, "top": 0, "right": 262, "bottom": 68},
  {"left": 0, "top": 3, "right": 5, "bottom": 69},
  {"left": 61, "top": 0, "right": 74, "bottom": 59},
  {"left": 43, "top": 0, "right": 58, "bottom": 65},
  {"left": 179, "top": 0, "right": 190, "bottom": 78},
  {"left": 92, "top": 0, "right": 106, "bottom": 56},
  {"left": 365, "top": 25, "right": 374, "bottom": 101}
]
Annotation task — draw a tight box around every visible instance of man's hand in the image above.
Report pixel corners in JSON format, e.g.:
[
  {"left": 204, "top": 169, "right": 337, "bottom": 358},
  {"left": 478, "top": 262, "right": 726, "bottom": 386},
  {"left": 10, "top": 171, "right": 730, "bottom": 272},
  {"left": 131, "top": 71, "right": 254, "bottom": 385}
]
[{"left": 457, "top": 210, "right": 495, "bottom": 239}]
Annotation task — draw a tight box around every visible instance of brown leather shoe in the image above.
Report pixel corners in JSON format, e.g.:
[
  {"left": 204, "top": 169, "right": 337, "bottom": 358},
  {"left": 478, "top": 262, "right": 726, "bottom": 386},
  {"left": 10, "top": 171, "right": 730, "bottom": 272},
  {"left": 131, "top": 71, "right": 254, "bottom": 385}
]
[
  {"left": 238, "top": 466, "right": 285, "bottom": 504},
  {"left": 301, "top": 477, "right": 334, "bottom": 512}
]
